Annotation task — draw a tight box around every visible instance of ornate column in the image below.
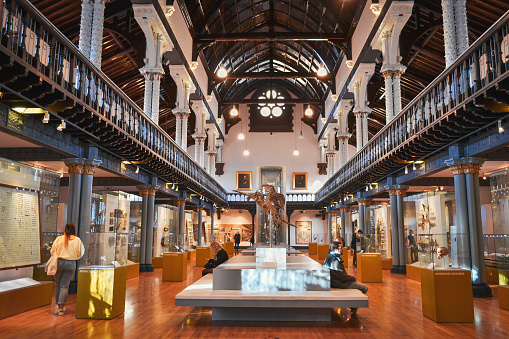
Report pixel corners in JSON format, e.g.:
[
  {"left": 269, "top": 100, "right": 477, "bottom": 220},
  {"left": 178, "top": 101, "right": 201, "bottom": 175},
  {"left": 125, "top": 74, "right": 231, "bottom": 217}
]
[
  {"left": 195, "top": 207, "right": 203, "bottom": 246},
  {"left": 175, "top": 200, "right": 186, "bottom": 235},
  {"left": 339, "top": 206, "right": 350, "bottom": 243},
  {"left": 442, "top": 0, "right": 469, "bottom": 67},
  {"left": 209, "top": 209, "right": 215, "bottom": 243},
  {"left": 90, "top": 0, "right": 106, "bottom": 68},
  {"left": 337, "top": 133, "right": 351, "bottom": 169},
  {"left": 78, "top": 0, "right": 93, "bottom": 58},
  {"left": 445, "top": 158, "right": 491, "bottom": 297},
  {"left": 357, "top": 200, "right": 371, "bottom": 234},
  {"left": 382, "top": 70, "right": 394, "bottom": 122},
  {"left": 138, "top": 186, "right": 157, "bottom": 272},
  {"left": 362, "top": 112, "right": 369, "bottom": 146},
  {"left": 173, "top": 110, "right": 190, "bottom": 149},
  {"left": 142, "top": 71, "right": 164, "bottom": 123},
  {"left": 63, "top": 158, "right": 85, "bottom": 226},
  {"left": 192, "top": 100, "right": 207, "bottom": 167},
  {"left": 326, "top": 151, "right": 337, "bottom": 178},
  {"left": 78, "top": 159, "right": 101, "bottom": 241},
  {"left": 386, "top": 185, "right": 408, "bottom": 274},
  {"left": 206, "top": 128, "right": 217, "bottom": 176},
  {"left": 354, "top": 111, "right": 363, "bottom": 151},
  {"left": 317, "top": 140, "right": 327, "bottom": 175},
  {"left": 454, "top": 0, "right": 469, "bottom": 56}
]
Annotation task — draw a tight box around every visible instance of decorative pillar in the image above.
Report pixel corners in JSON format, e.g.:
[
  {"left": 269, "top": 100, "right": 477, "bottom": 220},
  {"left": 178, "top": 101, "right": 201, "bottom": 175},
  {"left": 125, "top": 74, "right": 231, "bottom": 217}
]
[
  {"left": 142, "top": 71, "right": 164, "bottom": 123},
  {"left": 209, "top": 209, "right": 215, "bottom": 243},
  {"left": 326, "top": 151, "right": 337, "bottom": 178},
  {"left": 354, "top": 111, "right": 363, "bottom": 151},
  {"left": 382, "top": 70, "right": 394, "bottom": 122},
  {"left": 195, "top": 207, "right": 203, "bottom": 246},
  {"left": 351, "top": 63, "right": 375, "bottom": 151},
  {"left": 327, "top": 212, "right": 335, "bottom": 244},
  {"left": 78, "top": 0, "right": 93, "bottom": 59},
  {"left": 445, "top": 158, "right": 492, "bottom": 297},
  {"left": 63, "top": 158, "right": 85, "bottom": 226},
  {"left": 180, "top": 110, "right": 191, "bottom": 150},
  {"left": 442, "top": 0, "right": 469, "bottom": 67},
  {"left": 138, "top": 186, "right": 157, "bottom": 272},
  {"left": 386, "top": 186, "right": 408, "bottom": 274},
  {"left": 78, "top": 159, "right": 101, "bottom": 241},
  {"left": 78, "top": 0, "right": 106, "bottom": 68},
  {"left": 175, "top": 200, "right": 186, "bottom": 235},
  {"left": 337, "top": 134, "right": 351, "bottom": 169},
  {"left": 357, "top": 200, "right": 371, "bottom": 234},
  {"left": 317, "top": 140, "right": 327, "bottom": 175},
  {"left": 192, "top": 101, "right": 207, "bottom": 167},
  {"left": 339, "top": 207, "right": 349, "bottom": 244}
]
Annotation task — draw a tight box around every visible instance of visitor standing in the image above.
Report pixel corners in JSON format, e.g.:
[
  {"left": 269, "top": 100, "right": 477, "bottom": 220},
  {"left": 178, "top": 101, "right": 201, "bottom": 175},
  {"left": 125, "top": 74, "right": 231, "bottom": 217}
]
[
  {"left": 51, "top": 222, "right": 85, "bottom": 316},
  {"left": 234, "top": 232, "right": 241, "bottom": 255}
]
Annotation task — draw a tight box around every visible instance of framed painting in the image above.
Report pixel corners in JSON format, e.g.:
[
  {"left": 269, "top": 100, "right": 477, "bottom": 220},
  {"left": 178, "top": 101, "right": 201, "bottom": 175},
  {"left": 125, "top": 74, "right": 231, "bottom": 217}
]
[
  {"left": 292, "top": 172, "right": 307, "bottom": 190},
  {"left": 295, "top": 221, "right": 312, "bottom": 244},
  {"left": 236, "top": 171, "right": 252, "bottom": 190}
]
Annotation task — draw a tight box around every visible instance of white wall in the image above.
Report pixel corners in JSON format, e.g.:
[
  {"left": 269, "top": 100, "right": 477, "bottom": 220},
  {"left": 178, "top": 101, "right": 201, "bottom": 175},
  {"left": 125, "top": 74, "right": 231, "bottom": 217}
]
[{"left": 288, "top": 211, "right": 327, "bottom": 247}]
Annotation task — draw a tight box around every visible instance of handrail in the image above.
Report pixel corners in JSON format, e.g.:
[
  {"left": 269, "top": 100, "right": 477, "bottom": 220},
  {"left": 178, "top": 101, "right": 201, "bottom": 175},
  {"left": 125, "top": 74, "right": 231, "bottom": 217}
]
[
  {"left": 0, "top": 0, "right": 227, "bottom": 204},
  {"left": 315, "top": 10, "right": 509, "bottom": 205}
]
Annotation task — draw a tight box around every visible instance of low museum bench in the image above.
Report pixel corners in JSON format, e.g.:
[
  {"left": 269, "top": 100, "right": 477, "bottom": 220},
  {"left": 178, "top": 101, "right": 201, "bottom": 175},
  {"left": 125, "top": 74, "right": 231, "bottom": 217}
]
[{"left": 175, "top": 274, "right": 368, "bottom": 321}]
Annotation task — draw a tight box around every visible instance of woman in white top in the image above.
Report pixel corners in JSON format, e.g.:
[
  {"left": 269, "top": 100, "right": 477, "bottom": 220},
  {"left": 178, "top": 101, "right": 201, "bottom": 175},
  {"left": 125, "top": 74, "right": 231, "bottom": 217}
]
[{"left": 50, "top": 222, "right": 85, "bottom": 316}]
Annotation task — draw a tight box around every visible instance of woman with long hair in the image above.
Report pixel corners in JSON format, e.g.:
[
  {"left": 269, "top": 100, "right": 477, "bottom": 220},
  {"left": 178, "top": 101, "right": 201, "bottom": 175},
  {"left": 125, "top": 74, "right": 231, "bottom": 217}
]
[
  {"left": 202, "top": 241, "right": 229, "bottom": 276},
  {"left": 50, "top": 222, "right": 85, "bottom": 315}
]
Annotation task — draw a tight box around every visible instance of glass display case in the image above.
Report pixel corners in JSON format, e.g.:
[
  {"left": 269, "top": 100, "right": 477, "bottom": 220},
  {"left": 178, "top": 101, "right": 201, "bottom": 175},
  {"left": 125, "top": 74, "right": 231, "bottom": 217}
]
[
  {"left": 410, "top": 233, "right": 469, "bottom": 269},
  {"left": 484, "top": 234, "right": 509, "bottom": 270},
  {"left": 312, "top": 233, "right": 327, "bottom": 244},
  {"left": 163, "top": 233, "right": 188, "bottom": 253},
  {"left": 81, "top": 231, "right": 129, "bottom": 268},
  {"left": 40, "top": 232, "right": 63, "bottom": 263}
]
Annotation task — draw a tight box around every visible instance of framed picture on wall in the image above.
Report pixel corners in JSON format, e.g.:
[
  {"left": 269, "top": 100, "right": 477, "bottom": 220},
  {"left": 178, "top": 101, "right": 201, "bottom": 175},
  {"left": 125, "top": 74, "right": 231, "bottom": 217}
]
[
  {"left": 236, "top": 171, "right": 252, "bottom": 190},
  {"left": 292, "top": 172, "right": 307, "bottom": 190},
  {"left": 295, "top": 221, "right": 312, "bottom": 244}
]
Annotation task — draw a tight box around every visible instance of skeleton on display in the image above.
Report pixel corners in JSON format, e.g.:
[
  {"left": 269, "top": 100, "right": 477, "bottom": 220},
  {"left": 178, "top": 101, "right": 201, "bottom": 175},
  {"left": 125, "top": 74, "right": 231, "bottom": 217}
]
[{"left": 436, "top": 247, "right": 449, "bottom": 259}]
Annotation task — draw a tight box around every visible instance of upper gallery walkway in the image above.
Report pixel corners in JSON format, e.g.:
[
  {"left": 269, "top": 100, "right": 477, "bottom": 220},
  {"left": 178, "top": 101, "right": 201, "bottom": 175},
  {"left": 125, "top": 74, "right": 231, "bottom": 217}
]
[
  {"left": 0, "top": 0, "right": 227, "bottom": 206},
  {"left": 316, "top": 11, "right": 509, "bottom": 206}
]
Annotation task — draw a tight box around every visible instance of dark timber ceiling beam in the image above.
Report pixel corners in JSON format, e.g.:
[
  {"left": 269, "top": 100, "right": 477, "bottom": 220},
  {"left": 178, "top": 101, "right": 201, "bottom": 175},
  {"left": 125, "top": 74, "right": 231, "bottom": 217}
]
[
  {"left": 220, "top": 98, "right": 322, "bottom": 105},
  {"left": 195, "top": 32, "right": 347, "bottom": 43},
  {"left": 211, "top": 72, "right": 334, "bottom": 80}
]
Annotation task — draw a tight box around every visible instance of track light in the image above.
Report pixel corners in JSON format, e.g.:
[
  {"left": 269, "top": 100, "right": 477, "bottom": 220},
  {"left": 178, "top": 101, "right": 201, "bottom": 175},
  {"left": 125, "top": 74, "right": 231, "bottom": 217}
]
[
  {"left": 43, "top": 112, "right": 50, "bottom": 123},
  {"left": 305, "top": 106, "right": 313, "bottom": 116},
  {"left": 317, "top": 64, "right": 327, "bottom": 77},
  {"left": 135, "top": 166, "right": 139, "bottom": 174},
  {"left": 230, "top": 106, "right": 238, "bottom": 117},
  {"left": 217, "top": 66, "right": 227, "bottom": 78},
  {"left": 57, "top": 120, "right": 66, "bottom": 131},
  {"left": 498, "top": 120, "right": 504, "bottom": 133}
]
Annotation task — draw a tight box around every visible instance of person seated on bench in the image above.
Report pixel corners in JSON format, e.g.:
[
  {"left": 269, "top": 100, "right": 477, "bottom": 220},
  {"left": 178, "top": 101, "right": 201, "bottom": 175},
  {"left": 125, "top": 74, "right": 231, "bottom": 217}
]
[
  {"left": 202, "top": 241, "right": 229, "bottom": 276},
  {"left": 323, "top": 239, "right": 368, "bottom": 315}
]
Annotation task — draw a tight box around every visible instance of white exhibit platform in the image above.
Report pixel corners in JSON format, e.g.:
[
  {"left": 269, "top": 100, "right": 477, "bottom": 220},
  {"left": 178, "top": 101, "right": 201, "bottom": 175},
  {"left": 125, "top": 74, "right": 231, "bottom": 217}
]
[{"left": 176, "top": 255, "right": 368, "bottom": 321}]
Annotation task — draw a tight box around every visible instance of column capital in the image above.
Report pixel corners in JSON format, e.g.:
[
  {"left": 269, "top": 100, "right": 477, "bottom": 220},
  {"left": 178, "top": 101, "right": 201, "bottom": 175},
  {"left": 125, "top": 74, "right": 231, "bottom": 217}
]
[
  {"left": 206, "top": 150, "right": 217, "bottom": 156},
  {"left": 357, "top": 199, "right": 372, "bottom": 206},
  {"left": 174, "top": 200, "right": 186, "bottom": 206},
  {"left": 381, "top": 64, "right": 407, "bottom": 77},
  {"left": 384, "top": 185, "right": 409, "bottom": 196},
  {"left": 173, "top": 110, "right": 191, "bottom": 119},
  {"left": 326, "top": 151, "right": 337, "bottom": 157},
  {"left": 337, "top": 133, "right": 352, "bottom": 140},
  {"left": 339, "top": 206, "right": 351, "bottom": 212},
  {"left": 192, "top": 134, "right": 207, "bottom": 141},
  {"left": 193, "top": 206, "right": 204, "bottom": 212},
  {"left": 82, "top": 159, "right": 102, "bottom": 175},
  {"left": 445, "top": 157, "right": 485, "bottom": 175},
  {"left": 63, "top": 158, "right": 85, "bottom": 175},
  {"left": 353, "top": 110, "right": 371, "bottom": 118},
  {"left": 137, "top": 185, "right": 157, "bottom": 196}
]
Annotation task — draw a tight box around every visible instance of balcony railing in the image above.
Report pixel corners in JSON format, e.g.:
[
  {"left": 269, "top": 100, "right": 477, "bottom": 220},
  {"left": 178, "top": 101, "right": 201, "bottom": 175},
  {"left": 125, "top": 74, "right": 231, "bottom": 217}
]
[
  {"left": 315, "top": 11, "right": 509, "bottom": 205},
  {"left": 0, "top": 0, "right": 227, "bottom": 205},
  {"left": 227, "top": 192, "right": 315, "bottom": 203}
]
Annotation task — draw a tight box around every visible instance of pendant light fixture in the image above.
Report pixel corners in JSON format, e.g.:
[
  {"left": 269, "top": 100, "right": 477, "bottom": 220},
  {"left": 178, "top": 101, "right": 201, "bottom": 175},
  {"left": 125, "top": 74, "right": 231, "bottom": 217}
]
[
  {"left": 317, "top": 64, "right": 328, "bottom": 77},
  {"left": 217, "top": 66, "right": 227, "bottom": 78},
  {"left": 305, "top": 106, "right": 313, "bottom": 116},
  {"left": 230, "top": 106, "right": 238, "bottom": 117}
]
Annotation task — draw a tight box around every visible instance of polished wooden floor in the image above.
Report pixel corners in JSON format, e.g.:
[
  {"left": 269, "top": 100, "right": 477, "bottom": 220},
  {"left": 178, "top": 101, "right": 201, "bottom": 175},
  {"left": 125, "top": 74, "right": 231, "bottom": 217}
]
[{"left": 1, "top": 252, "right": 508, "bottom": 338}]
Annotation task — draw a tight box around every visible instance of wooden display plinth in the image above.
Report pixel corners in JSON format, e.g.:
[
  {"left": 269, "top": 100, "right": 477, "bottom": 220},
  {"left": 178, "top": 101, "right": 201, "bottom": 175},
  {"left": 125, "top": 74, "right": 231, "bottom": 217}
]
[
  {"left": 32, "top": 266, "right": 54, "bottom": 281},
  {"left": 420, "top": 268, "right": 474, "bottom": 322},
  {"left": 126, "top": 262, "right": 140, "bottom": 279},
  {"left": 0, "top": 280, "right": 53, "bottom": 320},
  {"left": 152, "top": 257, "right": 163, "bottom": 268},
  {"left": 382, "top": 258, "right": 393, "bottom": 270},
  {"left": 341, "top": 250, "right": 349, "bottom": 268},
  {"left": 76, "top": 266, "right": 127, "bottom": 320},
  {"left": 163, "top": 252, "right": 187, "bottom": 282},
  {"left": 497, "top": 268, "right": 509, "bottom": 285},
  {"left": 196, "top": 247, "right": 211, "bottom": 267},
  {"left": 187, "top": 250, "right": 196, "bottom": 260},
  {"left": 309, "top": 242, "right": 317, "bottom": 255},
  {"left": 358, "top": 253, "right": 382, "bottom": 283},
  {"left": 224, "top": 242, "right": 234, "bottom": 257},
  {"left": 406, "top": 264, "right": 421, "bottom": 282},
  {"left": 499, "top": 285, "right": 509, "bottom": 311},
  {"left": 317, "top": 244, "right": 329, "bottom": 261},
  {"left": 486, "top": 267, "right": 498, "bottom": 284}
]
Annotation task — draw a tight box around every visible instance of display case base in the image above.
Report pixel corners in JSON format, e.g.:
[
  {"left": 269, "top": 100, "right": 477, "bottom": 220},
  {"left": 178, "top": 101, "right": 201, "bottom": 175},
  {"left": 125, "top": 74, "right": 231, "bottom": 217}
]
[
  {"left": 499, "top": 285, "right": 509, "bottom": 310},
  {"left": 472, "top": 283, "right": 492, "bottom": 298},
  {"left": 126, "top": 262, "right": 140, "bottom": 279},
  {"left": 163, "top": 253, "right": 187, "bottom": 282},
  {"left": 405, "top": 264, "right": 420, "bottom": 281},
  {"left": 358, "top": 253, "right": 382, "bottom": 283},
  {"left": 0, "top": 279, "right": 53, "bottom": 320},
  {"left": 486, "top": 267, "right": 498, "bottom": 284},
  {"left": 196, "top": 247, "right": 211, "bottom": 267},
  {"left": 341, "top": 250, "right": 349, "bottom": 268},
  {"left": 32, "top": 266, "right": 54, "bottom": 281},
  {"left": 187, "top": 250, "right": 196, "bottom": 260},
  {"left": 317, "top": 244, "right": 329, "bottom": 261},
  {"left": 152, "top": 257, "right": 163, "bottom": 268},
  {"left": 382, "top": 258, "right": 393, "bottom": 270},
  {"left": 224, "top": 242, "right": 234, "bottom": 257},
  {"left": 308, "top": 242, "right": 318, "bottom": 255},
  {"left": 76, "top": 266, "right": 127, "bottom": 320},
  {"left": 140, "top": 264, "right": 154, "bottom": 272},
  {"left": 420, "top": 268, "right": 474, "bottom": 322}
]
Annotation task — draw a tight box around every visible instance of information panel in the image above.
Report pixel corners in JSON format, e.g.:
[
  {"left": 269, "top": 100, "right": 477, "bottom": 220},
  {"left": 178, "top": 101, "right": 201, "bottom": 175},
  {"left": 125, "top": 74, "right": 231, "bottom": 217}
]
[{"left": 0, "top": 186, "right": 41, "bottom": 269}]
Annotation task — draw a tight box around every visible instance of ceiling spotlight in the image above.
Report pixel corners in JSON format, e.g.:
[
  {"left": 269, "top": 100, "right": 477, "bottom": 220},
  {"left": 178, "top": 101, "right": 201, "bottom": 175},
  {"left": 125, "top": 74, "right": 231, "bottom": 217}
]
[
  {"left": 293, "top": 148, "right": 300, "bottom": 156},
  {"left": 317, "top": 64, "right": 328, "bottom": 77},
  {"left": 243, "top": 148, "right": 249, "bottom": 156},
  {"left": 305, "top": 107, "right": 313, "bottom": 116},
  {"left": 43, "top": 112, "right": 50, "bottom": 123},
  {"left": 498, "top": 120, "right": 504, "bottom": 133},
  {"left": 230, "top": 106, "right": 238, "bottom": 117},
  {"left": 238, "top": 132, "right": 245, "bottom": 140},
  {"left": 56, "top": 119, "right": 66, "bottom": 131},
  {"left": 217, "top": 66, "right": 227, "bottom": 78}
]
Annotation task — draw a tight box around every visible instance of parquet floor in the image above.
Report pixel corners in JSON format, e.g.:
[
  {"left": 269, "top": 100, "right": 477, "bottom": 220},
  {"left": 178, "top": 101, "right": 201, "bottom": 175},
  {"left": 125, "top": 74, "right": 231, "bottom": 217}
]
[{"left": 0, "top": 252, "right": 508, "bottom": 338}]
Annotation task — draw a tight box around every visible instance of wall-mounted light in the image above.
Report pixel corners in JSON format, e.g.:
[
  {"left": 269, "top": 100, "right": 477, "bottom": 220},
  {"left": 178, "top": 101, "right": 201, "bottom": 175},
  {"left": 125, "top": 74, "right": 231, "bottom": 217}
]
[
  {"left": 56, "top": 120, "right": 66, "bottom": 131},
  {"left": 217, "top": 66, "right": 227, "bottom": 78},
  {"left": 498, "top": 120, "right": 504, "bottom": 133}
]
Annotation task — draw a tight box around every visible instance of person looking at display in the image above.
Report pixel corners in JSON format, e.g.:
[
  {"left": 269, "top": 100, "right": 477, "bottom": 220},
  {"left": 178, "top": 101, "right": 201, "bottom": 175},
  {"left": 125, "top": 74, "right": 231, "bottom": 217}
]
[
  {"left": 407, "top": 229, "right": 418, "bottom": 263},
  {"left": 51, "top": 222, "right": 85, "bottom": 316},
  {"left": 202, "top": 241, "right": 229, "bottom": 276},
  {"left": 324, "top": 239, "right": 368, "bottom": 315},
  {"left": 234, "top": 232, "right": 241, "bottom": 255}
]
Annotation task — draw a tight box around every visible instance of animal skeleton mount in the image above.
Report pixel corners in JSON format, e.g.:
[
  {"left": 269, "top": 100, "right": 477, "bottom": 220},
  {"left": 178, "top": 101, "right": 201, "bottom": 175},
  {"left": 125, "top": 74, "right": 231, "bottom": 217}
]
[{"left": 234, "top": 184, "right": 293, "bottom": 246}]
